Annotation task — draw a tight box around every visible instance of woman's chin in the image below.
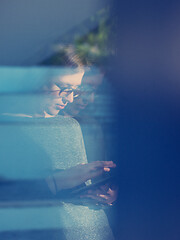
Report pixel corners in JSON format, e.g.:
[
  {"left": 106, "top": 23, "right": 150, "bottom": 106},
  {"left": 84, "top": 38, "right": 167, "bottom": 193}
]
[{"left": 44, "top": 108, "right": 60, "bottom": 117}]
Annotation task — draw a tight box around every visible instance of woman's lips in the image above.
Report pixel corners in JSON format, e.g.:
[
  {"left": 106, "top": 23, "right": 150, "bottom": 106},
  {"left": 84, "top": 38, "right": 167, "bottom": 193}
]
[{"left": 56, "top": 104, "right": 66, "bottom": 110}]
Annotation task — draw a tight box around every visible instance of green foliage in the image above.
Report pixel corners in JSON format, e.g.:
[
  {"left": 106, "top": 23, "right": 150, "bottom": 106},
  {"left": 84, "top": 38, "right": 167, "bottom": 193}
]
[
  {"left": 74, "top": 8, "right": 112, "bottom": 66},
  {"left": 41, "top": 7, "right": 114, "bottom": 66}
]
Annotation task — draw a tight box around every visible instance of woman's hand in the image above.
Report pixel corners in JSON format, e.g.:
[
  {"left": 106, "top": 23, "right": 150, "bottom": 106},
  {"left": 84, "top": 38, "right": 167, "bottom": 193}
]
[
  {"left": 80, "top": 183, "right": 118, "bottom": 205},
  {"left": 49, "top": 161, "right": 116, "bottom": 193}
]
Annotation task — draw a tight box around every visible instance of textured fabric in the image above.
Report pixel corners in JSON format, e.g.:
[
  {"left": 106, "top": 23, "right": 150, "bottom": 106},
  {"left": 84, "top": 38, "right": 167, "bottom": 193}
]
[{"left": 0, "top": 115, "right": 114, "bottom": 239}]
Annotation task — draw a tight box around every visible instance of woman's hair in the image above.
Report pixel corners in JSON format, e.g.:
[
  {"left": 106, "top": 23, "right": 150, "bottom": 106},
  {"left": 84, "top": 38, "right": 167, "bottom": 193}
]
[
  {"left": 40, "top": 45, "right": 84, "bottom": 69},
  {"left": 39, "top": 45, "right": 85, "bottom": 89},
  {"left": 39, "top": 44, "right": 107, "bottom": 89}
]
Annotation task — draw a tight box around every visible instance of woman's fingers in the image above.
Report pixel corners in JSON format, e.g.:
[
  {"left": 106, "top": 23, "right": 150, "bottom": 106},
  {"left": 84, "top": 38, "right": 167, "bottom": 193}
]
[
  {"left": 87, "top": 188, "right": 107, "bottom": 195},
  {"left": 81, "top": 189, "right": 115, "bottom": 204},
  {"left": 104, "top": 167, "right": 110, "bottom": 172},
  {"left": 53, "top": 161, "right": 117, "bottom": 191},
  {"left": 92, "top": 161, "right": 116, "bottom": 168},
  {"left": 80, "top": 161, "right": 116, "bottom": 181},
  {"left": 78, "top": 161, "right": 116, "bottom": 173},
  {"left": 80, "top": 193, "right": 108, "bottom": 204},
  {"left": 99, "top": 184, "right": 110, "bottom": 192},
  {"left": 87, "top": 168, "right": 104, "bottom": 179},
  {"left": 89, "top": 161, "right": 116, "bottom": 174},
  {"left": 84, "top": 186, "right": 118, "bottom": 204}
]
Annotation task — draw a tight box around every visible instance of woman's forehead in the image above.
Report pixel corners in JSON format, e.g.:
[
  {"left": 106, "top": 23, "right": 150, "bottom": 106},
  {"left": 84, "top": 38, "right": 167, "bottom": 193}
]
[
  {"left": 53, "top": 71, "right": 84, "bottom": 87},
  {"left": 52, "top": 83, "right": 78, "bottom": 90}
]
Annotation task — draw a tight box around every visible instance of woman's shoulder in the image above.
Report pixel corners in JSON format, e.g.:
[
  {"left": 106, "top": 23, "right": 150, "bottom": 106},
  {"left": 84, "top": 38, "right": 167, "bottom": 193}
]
[
  {"left": 0, "top": 114, "right": 81, "bottom": 132},
  {"left": 55, "top": 115, "right": 80, "bottom": 126}
]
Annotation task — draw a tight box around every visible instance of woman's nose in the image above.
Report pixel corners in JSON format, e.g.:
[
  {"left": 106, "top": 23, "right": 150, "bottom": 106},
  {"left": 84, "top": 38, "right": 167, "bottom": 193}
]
[{"left": 65, "top": 92, "right": 74, "bottom": 103}]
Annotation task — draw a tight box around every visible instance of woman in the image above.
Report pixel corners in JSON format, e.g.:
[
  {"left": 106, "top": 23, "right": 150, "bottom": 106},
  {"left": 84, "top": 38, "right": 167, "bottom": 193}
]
[{"left": 0, "top": 65, "right": 116, "bottom": 239}]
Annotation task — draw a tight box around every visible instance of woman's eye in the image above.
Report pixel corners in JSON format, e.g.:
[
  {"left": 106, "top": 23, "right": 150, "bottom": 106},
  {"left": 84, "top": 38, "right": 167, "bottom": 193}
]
[{"left": 63, "top": 89, "right": 72, "bottom": 92}]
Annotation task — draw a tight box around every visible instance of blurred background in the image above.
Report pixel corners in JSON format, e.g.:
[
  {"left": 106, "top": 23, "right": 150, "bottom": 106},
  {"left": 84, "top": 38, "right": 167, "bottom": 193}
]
[{"left": 111, "top": 0, "right": 180, "bottom": 239}]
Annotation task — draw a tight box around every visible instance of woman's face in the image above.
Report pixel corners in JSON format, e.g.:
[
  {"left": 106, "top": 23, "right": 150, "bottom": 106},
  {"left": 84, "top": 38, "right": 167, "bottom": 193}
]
[
  {"left": 64, "top": 73, "right": 103, "bottom": 116},
  {"left": 43, "top": 71, "right": 84, "bottom": 117}
]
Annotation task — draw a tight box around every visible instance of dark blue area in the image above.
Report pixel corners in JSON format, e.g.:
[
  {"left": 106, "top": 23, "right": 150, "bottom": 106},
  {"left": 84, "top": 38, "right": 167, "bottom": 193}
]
[{"left": 109, "top": 0, "right": 180, "bottom": 239}]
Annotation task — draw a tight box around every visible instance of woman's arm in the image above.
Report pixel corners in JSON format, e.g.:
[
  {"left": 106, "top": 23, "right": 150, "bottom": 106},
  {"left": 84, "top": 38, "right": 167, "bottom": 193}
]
[{"left": 46, "top": 161, "right": 116, "bottom": 195}]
